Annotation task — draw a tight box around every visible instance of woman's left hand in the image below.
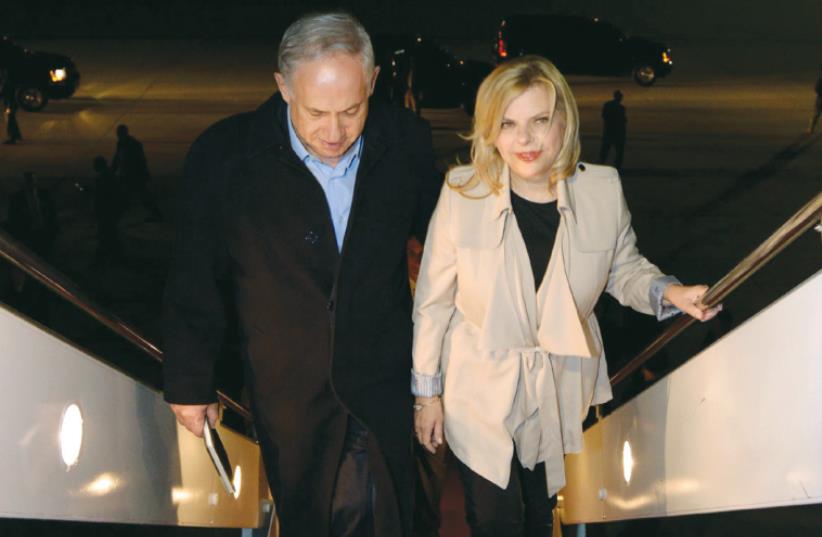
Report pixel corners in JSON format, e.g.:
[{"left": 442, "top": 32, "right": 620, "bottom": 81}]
[
  {"left": 414, "top": 396, "right": 444, "bottom": 454},
  {"left": 664, "top": 284, "right": 723, "bottom": 322}
]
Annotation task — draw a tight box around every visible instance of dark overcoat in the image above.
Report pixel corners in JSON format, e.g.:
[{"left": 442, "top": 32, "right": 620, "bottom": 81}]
[{"left": 162, "top": 93, "right": 440, "bottom": 536}]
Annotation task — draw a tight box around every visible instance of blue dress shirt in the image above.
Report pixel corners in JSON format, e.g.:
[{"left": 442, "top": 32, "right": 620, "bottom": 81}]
[{"left": 287, "top": 107, "right": 363, "bottom": 251}]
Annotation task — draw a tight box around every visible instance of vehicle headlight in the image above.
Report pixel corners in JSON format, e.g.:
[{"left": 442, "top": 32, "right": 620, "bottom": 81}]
[{"left": 50, "top": 68, "right": 67, "bottom": 83}]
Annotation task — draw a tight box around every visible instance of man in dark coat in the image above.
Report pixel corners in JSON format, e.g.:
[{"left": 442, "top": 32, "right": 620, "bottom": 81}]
[
  {"left": 599, "top": 89, "right": 627, "bottom": 170},
  {"left": 111, "top": 124, "right": 164, "bottom": 221},
  {"left": 163, "top": 12, "right": 440, "bottom": 537},
  {"left": 2, "top": 67, "right": 23, "bottom": 145}
]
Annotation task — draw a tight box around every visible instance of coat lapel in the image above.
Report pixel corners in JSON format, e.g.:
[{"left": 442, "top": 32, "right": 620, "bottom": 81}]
[
  {"left": 332, "top": 106, "right": 390, "bottom": 261},
  {"left": 240, "top": 93, "right": 341, "bottom": 287},
  {"left": 536, "top": 174, "right": 595, "bottom": 358},
  {"left": 476, "top": 166, "right": 532, "bottom": 351},
  {"left": 535, "top": 228, "right": 594, "bottom": 358}
]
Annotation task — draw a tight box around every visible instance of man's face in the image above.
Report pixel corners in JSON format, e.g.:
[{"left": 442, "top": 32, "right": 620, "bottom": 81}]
[{"left": 276, "top": 53, "right": 378, "bottom": 166}]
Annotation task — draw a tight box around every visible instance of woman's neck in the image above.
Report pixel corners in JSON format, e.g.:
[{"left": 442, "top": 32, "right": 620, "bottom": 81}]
[{"left": 510, "top": 172, "right": 556, "bottom": 203}]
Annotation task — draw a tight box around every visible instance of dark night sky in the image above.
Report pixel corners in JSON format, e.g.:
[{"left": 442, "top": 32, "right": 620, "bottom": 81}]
[{"left": 4, "top": 0, "right": 821, "bottom": 42}]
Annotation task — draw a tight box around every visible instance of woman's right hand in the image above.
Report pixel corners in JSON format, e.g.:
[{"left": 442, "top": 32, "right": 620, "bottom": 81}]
[{"left": 414, "top": 396, "right": 444, "bottom": 454}]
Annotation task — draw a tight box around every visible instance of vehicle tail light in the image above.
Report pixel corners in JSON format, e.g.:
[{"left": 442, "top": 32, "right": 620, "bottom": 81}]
[
  {"left": 50, "top": 68, "right": 68, "bottom": 83},
  {"left": 497, "top": 32, "right": 508, "bottom": 59}
]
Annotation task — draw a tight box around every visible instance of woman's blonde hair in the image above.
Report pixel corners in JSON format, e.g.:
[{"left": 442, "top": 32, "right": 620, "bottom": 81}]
[{"left": 451, "top": 55, "right": 581, "bottom": 197}]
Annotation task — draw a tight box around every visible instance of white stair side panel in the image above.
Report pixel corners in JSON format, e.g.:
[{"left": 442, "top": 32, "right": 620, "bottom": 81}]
[
  {"left": 0, "top": 305, "right": 266, "bottom": 528},
  {"left": 561, "top": 270, "right": 822, "bottom": 523}
]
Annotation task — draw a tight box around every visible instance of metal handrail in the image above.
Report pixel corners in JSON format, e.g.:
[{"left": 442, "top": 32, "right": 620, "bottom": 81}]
[
  {"left": 0, "top": 229, "right": 251, "bottom": 421},
  {"left": 610, "top": 190, "right": 822, "bottom": 387}
]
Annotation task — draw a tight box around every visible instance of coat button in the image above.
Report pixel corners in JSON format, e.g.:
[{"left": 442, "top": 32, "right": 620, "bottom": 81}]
[{"left": 304, "top": 231, "right": 319, "bottom": 244}]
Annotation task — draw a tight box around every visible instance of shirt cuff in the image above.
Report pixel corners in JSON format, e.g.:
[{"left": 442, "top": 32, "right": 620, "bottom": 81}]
[
  {"left": 411, "top": 369, "right": 443, "bottom": 397},
  {"left": 650, "top": 275, "right": 682, "bottom": 321}
]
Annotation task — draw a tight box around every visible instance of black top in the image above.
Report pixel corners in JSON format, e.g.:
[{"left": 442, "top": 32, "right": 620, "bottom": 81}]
[{"left": 511, "top": 189, "right": 560, "bottom": 288}]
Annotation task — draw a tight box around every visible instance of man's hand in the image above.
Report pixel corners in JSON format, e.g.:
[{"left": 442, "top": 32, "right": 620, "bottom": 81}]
[
  {"left": 664, "top": 284, "right": 722, "bottom": 322},
  {"left": 170, "top": 403, "right": 219, "bottom": 438}
]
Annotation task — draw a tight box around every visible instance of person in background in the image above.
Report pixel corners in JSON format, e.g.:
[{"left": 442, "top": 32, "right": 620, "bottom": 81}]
[
  {"left": 2, "top": 68, "right": 23, "bottom": 145},
  {"left": 412, "top": 56, "right": 721, "bottom": 537},
  {"left": 111, "top": 124, "right": 163, "bottom": 221},
  {"left": 599, "top": 89, "right": 626, "bottom": 170}
]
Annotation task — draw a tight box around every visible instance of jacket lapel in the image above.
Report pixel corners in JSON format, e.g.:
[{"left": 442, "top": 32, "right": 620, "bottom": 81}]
[
  {"left": 476, "top": 166, "right": 532, "bottom": 350},
  {"left": 535, "top": 227, "right": 594, "bottom": 357},
  {"left": 536, "top": 173, "right": 595, "bottom": 357}
]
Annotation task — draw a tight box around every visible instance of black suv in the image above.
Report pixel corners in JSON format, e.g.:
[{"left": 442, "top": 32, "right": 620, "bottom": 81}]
[
  {"left": 0, "top": 36, "right": 80, "bottom": 111},
  {"left": 373, "top": 35, "right": 492, "bottom": 115},
  {"left": 494, "top": 15, "right": 673, "bottom": 86}
]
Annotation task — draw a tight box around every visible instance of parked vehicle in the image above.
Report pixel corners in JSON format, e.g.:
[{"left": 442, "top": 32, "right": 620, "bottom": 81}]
[
  {"left": 0, "top": 36, "right": 80, "bottom": 111},
  {"left": 373, "top": 35, "right": 492, "bottom": 115},
  {"left": 494, "top": 15, "right": 673, "bottom": 86}
]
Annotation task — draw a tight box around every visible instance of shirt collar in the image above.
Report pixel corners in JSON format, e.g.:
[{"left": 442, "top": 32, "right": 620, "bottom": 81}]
[
  {"left": 494, "top": 163, "right": 576, "bottom": 222},
  {"left": 286, "top": 105, "right": 363, "bottom": 175}
]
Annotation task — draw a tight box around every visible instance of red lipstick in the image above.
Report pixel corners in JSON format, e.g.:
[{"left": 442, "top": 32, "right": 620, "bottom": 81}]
[{"left": 515, "top": 151, "right": 542, "bottom": 162}]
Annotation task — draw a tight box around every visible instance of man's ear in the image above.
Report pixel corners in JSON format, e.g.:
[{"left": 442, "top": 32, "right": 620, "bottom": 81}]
[
  {"left": 368, "top": 66, "right": 381, "bottom": 96},
  {"left": 275, "top": 73, "right": 291, "bottom": 103}
]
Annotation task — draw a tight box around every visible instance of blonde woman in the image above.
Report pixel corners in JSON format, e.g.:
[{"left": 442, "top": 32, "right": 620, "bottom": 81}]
[{"left": 411, "top": 56, "right": 721, "bottom": 537}]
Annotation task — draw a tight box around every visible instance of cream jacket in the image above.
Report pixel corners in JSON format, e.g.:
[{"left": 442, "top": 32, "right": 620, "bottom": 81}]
[{"left": 412, "top": 162, "right": 675, "bottom": 497}]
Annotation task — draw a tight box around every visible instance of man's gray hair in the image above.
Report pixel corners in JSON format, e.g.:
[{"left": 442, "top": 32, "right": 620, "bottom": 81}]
[{"left": 277, "top": 12, "right": 375, "bottom": 83}]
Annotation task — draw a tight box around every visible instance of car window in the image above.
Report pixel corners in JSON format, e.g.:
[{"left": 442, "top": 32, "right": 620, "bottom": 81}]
[
  {"left": 511, "top": 16, "right": 568, "bottom": 54},
  {"left": 587, "top": 21, "right": 624, "bottom": 47},
  {"left": 598, "top": 22, "right": 625, "bottom": 42},
  {"left": 417, "top": 40, "right": 452, "bottom": 66}
]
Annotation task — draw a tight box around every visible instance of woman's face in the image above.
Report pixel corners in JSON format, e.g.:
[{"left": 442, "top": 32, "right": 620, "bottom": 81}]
[{"left": 494, "top": 84, "right": 565, "bottom": 185}]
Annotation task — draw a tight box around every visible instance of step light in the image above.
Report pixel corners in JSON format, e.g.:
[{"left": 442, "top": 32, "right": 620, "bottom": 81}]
[
  {"left": 59, "top": 403, "right": 83, "bottom": 469},
  {"left": 622, "top": 440, "right": 634, "bottom": 484},
  {"left": 232, "top": 465, "right": 242, "bottom": 499}
]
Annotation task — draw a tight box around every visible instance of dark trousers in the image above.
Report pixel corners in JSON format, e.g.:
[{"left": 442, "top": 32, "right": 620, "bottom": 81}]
[
  {"left": 599, "top": 133, "right": 625, "bottom": 170},
  {"left": 95, "top": 215, "right": 122, "bottom": 265},
  {"left": 456, "top": 455, "right": 557, "bottom": 537},
  {"left": 127, "top": 179, "right": 163, "bottom": 219},
  {"left": 331, "top": 416, "right": 375, "bottom": 537}
]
